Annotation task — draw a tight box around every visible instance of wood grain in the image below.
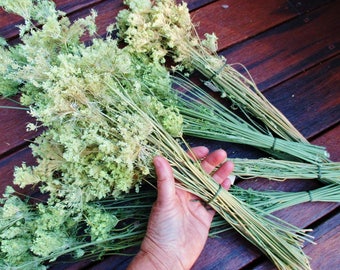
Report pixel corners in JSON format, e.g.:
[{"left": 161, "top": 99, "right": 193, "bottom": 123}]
[
  {"left": 221, "top": 1, "right": 339, "bottom": 91},
  {"left": 264, "top": 56, "right": 340, "bottom": 138},
  {"left": 0, "top": 97, "right": 39, "bottom": 155},
  {"left": 252, "top": 211, "right": 340, "bottom": 270},
  {"left": 191, "top": 0, "right": 334, "bottom": 50}
]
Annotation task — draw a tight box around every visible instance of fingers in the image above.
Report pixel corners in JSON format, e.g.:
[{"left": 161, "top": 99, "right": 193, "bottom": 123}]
[
  {"left": 153, "top": 156, "right": 175, "bottom": 205},
  {"left": 189, "top": 147, "right": 234, "bottom": 190},
  {"left": 200, "top": 149, "right": 227, "bottom": 174},
  {"left": 187, "top": 146, "right": 209, "bottom": 160},
  {"left": 154, "top": 147, "right": 234, "bottom": 207},
  {"left": 213, "top": 161, "right": 234, "bottom": 190}
]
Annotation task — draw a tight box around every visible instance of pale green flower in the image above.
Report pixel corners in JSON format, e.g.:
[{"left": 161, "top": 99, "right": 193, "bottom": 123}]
[
  {"left": 0, "top": 226, "right": 24, "bottom": 239},
  {"left": 85, "top": 205, "right": 119, "bottom": 241},
  {"left": 31, "top": 0, "right": 65, "bottom": 23},
  {"left": 0, "top": 77, "right": 19, "bottom": 97},
  {"left": 0, "top": 0, "right": 33, "bottom": 19},
  {"left": 14, "top": 163, "right": 41, "bottom": 189},
  {"left": 1, "top": 237, "right": 32, "bottom": 258},
  {"left": 1, "top": 195, "right": 30, "bottom": 219},
  {"left": 124, "top": 0, "right": 152, "bottom": 12},
  {"left": 31, "top": 230, "right": 71, "bottom": 258},
  {"left": 202, "top": 33, "right": 219, "bottom": 53},
  {"left": 35, "top": 204, "right": 74, "bottom": 231}
]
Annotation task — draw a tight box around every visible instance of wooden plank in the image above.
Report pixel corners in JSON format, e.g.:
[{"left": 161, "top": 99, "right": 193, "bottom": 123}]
[
  {"left": 264, "top": 56, "right": 340, "bottom": 139},
  {"left": 312, "top": 124, "right": 340, "bottom": 162},
  {"left": 65, "top": 251, "right": 137, "bottom": 270},
  {"left": 50, "top": 260, "right": 93, "bottom": 270},
  {"left": 0, "top": 11, "right": 22, "bottom": 39},
  {"left": 265, "top": 199, "right": 338, "bottom": 229},
  {"left": 192, "top": 0, "right": 298, "bottom": 48},
  {"left": 66, "top": 0, "right": 124, "bottom": 38},
  {"left": 304, "top": 211, "right": 340, "bottom": 270},
  {"left": 192, "top": 230, "right": 262, "bottom": 270},
  {"left": 288, "top": 0, "right": 334, "bottom": 14},
  {"left": 185, "top": 0, "right": 215, "bottom": 11},
  {"left": 221, "top": 1, "right": 339, "bottom": 91},
  {"left": 0, "top": 97, "right": 39, "bottom": 156},
  {"left": 191, "top": 0, "right": 333, "bottom": 50}
]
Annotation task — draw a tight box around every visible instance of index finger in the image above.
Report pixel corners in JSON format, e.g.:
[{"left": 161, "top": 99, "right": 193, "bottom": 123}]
[
  {"left": 153, "top": 156, "right": 176, "bottom": 206},
  {"left": 187, "top": 146, "right": 209, "bottom": 160}
]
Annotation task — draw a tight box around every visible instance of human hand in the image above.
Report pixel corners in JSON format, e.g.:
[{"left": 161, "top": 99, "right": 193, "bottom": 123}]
[{"left": 127, "top": 146, "right": 234, "bottom": 270}]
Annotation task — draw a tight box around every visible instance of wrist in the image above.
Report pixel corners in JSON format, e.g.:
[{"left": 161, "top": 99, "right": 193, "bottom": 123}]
[
  {"left": 127, "top": 249, "right": 185, "bottom": 270},
  {"left": 127, "top": 250, "right": 165, "bottom": 270}
]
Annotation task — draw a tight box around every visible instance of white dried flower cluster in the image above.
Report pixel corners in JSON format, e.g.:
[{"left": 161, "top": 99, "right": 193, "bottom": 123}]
[
  {"left": 0, "top": 188, "right": 124, "bottom": 268},
  {"left": 0, "top": 189, "right": 77, "bottom": 268},
  {"left": 1, "top": 2, "right": 182, "bottom": 205},
  {"left": 116, "top": 0, "right": 217, "bottom": 68},
  {"left": 0, "top": 0, "right": 183, "bottom": 268}
]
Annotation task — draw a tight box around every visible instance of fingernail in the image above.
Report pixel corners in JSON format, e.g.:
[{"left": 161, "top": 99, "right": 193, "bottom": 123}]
[{"left": 228, "top": 175, "right": 236, "bottom": 185}]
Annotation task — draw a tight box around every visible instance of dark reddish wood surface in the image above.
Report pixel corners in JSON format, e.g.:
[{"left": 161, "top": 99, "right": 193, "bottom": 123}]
[{"left": 0, "top": 1, "right": 339, "bottom": 269}]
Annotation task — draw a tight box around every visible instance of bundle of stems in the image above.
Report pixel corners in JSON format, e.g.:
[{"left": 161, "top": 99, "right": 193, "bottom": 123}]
[
  {"left": 105, "top": 82, "right": 313, "bottom": 270},
  {"left": 211, "top": 184, "right": 340, "bottom": 234},
  {"left": 91, "top": 183, "right": 340, "bottom": 246},
  {"left": 189, "top": 48, "right": 308, "bottom": 143},
  {"left": 231, "top": 158, "right": 340, "bottom": 185},
  {"left": 116, "top": 0, "right": 309, "bottom": 143},
  {"left": 231, "top": 184, "right": 340, "bottom": 213},
  {"left": 172, "top": 77, "right": 329, "bottom": 164},
  {"left": 5, "top": 180, "right": 336, "bottom": 269}
]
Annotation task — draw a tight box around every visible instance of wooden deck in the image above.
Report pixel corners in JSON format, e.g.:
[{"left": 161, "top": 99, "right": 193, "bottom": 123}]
[{"left": 0, "top": 0, "right": 339, "bottom": 269}]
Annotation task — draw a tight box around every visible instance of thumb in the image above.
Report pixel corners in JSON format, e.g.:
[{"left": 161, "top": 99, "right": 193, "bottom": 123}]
[{"left": 153, "top": 156, "right": 176, "bottom": 205}]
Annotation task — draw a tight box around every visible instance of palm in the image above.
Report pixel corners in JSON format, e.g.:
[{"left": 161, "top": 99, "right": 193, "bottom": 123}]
[{"left": 143, "top": 187, "right": 214, "bottom": 268}]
